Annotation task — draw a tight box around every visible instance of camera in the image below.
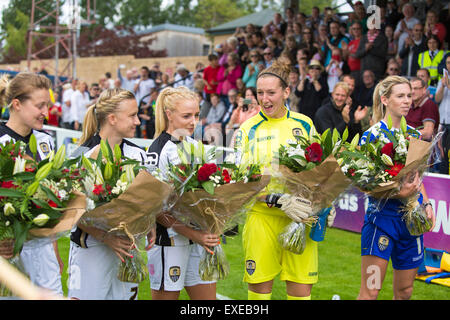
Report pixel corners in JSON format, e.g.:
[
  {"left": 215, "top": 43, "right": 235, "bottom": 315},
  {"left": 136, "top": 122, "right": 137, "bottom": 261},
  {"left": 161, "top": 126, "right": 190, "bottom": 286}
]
[{"left": 242, "top": 98, "right": 252, "bottom": 112}]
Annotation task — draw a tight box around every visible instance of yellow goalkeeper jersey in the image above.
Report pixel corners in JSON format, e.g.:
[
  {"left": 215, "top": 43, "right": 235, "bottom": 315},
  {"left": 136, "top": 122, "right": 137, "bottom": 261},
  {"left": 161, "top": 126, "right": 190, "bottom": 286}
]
[{"left": 235, "top": 107, "right": 317, "bottom": 217}]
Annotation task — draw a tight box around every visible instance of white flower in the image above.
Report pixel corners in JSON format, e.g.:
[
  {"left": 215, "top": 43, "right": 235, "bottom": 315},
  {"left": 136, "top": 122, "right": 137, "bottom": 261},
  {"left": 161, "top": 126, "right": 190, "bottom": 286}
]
[
  {"left": 86, "top": 198, "right": 96, "bottom": 211},
  {"left": 13, "top": 156, "right": 26, "bottom": 174},
  {"left": 3, "top": 203, "right": 15, "bottom": 216},
  {"left": 243, "top": 176, "right": 249, "bottom": 183},
  {"left": 33, "top": 213, "right": 50, "bottom": 226},
  {"left": 59, "top": 189, "right": 68, "bottom": 201},
  {"left": 341, "top": 164, "right": 349, "bottom": 174}
]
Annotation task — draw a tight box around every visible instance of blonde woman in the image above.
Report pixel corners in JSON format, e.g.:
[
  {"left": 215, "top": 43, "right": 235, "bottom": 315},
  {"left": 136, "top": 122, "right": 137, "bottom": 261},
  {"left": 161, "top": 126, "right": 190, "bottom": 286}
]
[
  {"left": 68, "top": 88, "right": 154, "bottom": 300},
  {"left": 358, "top": 76, "right": 436, "bottom": 300},
  {"left": 146, "top": 86, "right": 220, "bottom": 300},
  {"left": 0, "top": 72, "right": 63, "bottom": 295}
]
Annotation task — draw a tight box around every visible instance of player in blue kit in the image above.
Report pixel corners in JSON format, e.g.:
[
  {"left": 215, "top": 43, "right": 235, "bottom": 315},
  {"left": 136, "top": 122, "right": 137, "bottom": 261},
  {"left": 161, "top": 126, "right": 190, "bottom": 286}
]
[{"left": 357, "top": 76, "right": 436, "bottom": 300}]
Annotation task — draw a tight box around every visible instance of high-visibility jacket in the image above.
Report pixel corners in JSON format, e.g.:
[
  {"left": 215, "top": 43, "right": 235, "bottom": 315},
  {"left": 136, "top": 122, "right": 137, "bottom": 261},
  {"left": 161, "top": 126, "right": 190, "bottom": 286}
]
[{"left": 418, "top": 50, "right": 446, "bottom": 82}]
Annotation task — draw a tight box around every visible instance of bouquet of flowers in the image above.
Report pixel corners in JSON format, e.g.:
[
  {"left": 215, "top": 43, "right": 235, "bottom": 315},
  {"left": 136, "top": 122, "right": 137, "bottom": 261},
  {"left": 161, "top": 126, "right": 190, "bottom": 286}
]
[
  {"left": 165, "top": 140, "right": 270, "bottom": 281},
  {"left": 78, "top": 140, "right": 172, "bottom": 283},
  {"left": 0, "top": 138, "right": 86, "bottom": 296},
  {"left": 338, "top": 116, "right": 435, "bottom": 235},
  {"left": 273, "top": 128, "right": 351, "bottom": 254}
]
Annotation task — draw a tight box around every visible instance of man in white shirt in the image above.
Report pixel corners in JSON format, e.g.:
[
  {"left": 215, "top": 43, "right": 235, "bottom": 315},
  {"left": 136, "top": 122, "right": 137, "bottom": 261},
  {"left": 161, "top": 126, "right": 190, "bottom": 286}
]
[
  {"left": 61, "top": 79, "right": 77, "bottom": 129},
  {"left": 134, "top": 66, "right": 155, "bottom": 107},
  {"left": 117, "top": 66, "right": 136, "bottom": 92},
  {"left": 394, "top": 3, "right": 420, "bottom": 55}
]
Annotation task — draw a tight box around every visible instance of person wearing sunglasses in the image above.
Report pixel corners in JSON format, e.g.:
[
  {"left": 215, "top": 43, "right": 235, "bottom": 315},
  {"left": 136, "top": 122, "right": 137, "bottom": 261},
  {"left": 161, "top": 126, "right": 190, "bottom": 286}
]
[{"left": 242, "top": 49, "right": 264, "bottom": 88}]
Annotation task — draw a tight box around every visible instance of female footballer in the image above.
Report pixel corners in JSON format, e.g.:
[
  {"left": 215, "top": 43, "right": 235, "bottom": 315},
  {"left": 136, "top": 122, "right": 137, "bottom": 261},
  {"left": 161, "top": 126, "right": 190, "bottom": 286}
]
[
  {"left": 146, "top": 86, "right": 220, "bottom": 300},
  {"left": 234, "top": 59, "right": 319, "bottom": 300},
  {"left": 358, "top": 76, "right": 436, "bottom": 300},
  {"left": 68, "top": 88, "right": 155, "bottom": 300},
  {"left": 0, "top": 72, "right": 63, "bottom": 295}
]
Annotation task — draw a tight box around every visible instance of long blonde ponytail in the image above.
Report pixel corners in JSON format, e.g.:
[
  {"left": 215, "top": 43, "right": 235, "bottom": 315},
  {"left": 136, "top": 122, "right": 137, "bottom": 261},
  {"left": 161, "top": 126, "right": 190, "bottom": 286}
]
[{"left": 79, "top": 88, "right": 135, "bottom": 145}]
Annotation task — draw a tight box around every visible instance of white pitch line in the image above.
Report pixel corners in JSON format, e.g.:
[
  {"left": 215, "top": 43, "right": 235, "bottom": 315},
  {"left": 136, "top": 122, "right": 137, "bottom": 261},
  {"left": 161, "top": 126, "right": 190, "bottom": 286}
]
[{"left": 216, "top": 292, "right": 234, "bottom": 300}]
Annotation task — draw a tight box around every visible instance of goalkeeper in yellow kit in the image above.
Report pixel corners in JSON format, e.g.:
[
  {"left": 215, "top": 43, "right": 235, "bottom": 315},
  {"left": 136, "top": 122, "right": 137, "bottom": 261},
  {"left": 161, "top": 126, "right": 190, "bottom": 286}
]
[{"left": 234, "top": 59, "right": 333, "bottom": 300}]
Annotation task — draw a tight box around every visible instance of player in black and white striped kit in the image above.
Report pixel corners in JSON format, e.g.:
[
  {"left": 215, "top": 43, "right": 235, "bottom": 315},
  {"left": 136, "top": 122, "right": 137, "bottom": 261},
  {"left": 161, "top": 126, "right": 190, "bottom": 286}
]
[
  {"left": 146, "top": 86, "right": 220, "bottom": 300},
  {"left": 0, "top": 72, "right": 63, "bottom": 296},
  {"left": 67, "top": 88, "right": 155, "bottom": 300}
]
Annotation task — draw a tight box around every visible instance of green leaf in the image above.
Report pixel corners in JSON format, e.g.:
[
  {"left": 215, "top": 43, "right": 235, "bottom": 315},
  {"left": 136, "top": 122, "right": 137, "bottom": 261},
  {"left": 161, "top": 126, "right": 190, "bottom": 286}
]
[
  {"left": 342, "top": 127, "right": 349, "bottom": 143},
  {"left": 28, "top": 134, "right": 37, "bottom": 158},
  {"left": 400, "top": 116, "right": 407, "bottom": 134},
  {"left": 332, "top": 128, "right": 340, "bottom": 146},
  {"left": 201, "top": 180, "right": 215, "bottom": 195},
  {"left": 39, "top": 185, "right": 63, "bottom": 207},
  {"left": 13, "top": 220, "right": 30, "bottom": 255},
  {"left": 386, "top": 115, "right": 393, "bottom": 130},
  {"left": 0, "top": 187, "right": 23, "bottom": 197}
]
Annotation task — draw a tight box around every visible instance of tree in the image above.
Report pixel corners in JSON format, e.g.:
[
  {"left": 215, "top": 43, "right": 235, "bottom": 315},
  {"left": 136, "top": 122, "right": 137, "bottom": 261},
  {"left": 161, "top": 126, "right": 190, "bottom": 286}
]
[
  {"left": 76, "top": 25, "right": 167, "bottom": 58},
  {"left": 1, "top": 9, "right": 29, "bottom": 63},
  {"left": 194, "top": 0, "right": 251, "bottom": 30},
  {"left": 299, "top": 0, "right": 335, "bottom": 15}
]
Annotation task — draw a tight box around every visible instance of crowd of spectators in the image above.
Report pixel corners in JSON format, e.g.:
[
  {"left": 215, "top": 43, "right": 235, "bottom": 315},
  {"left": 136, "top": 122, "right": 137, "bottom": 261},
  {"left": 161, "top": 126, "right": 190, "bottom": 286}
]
[{"left": 1, "top": 0, "right": 449, "bottom": 173}]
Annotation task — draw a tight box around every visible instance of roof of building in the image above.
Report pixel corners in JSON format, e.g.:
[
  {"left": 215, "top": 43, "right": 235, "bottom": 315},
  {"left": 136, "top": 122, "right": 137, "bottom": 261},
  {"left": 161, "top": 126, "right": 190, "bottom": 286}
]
[
  {"left": 136, "top": 23, "right": 205, "bottom": 36},
  {"left": 206, "top": 8, "right": 276, "bottom": 35}
]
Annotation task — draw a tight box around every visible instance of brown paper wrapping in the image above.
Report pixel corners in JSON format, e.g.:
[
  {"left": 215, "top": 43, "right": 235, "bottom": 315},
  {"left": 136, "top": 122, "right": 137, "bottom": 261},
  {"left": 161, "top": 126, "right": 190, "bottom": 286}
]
[
  {"left": 28, "top": 191, "right": 86, "bottom": 238},
  {"left": 79, "top": 170, "right": 173, "bottom": 237},
  {"left": 363, "top": 137, "right": 432, "bottom": 199},
  {"left": 277, "top": 155, "right": 352, "bottom": 212},
  {"left": 170, "top": 175, "right": 271, "bottom": 235}
]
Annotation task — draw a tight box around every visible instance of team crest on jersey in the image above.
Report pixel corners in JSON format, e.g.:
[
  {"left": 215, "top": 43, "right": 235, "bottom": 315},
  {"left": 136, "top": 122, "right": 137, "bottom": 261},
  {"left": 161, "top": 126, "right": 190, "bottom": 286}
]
[
  {"left": 246, "top": 260, "right": 256, "bottom": 275},
  {"left": 39, "top": 142, "right": 50, "bottom": 157},
  {"left": 378, "top": 236, "right": 389, "bottom": 251},
  {"left": 234, "top": 130, "right": 243, "bottom": 147},
  {"left": 292, "top": 128, "right": 303, "bottom": 137},
  {"left": 169, "top": 266, "right": 181, "bottom": 282}
]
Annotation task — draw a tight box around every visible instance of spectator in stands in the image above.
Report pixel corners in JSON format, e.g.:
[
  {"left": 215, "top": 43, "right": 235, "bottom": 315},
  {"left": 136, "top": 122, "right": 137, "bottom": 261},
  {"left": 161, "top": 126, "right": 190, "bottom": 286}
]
[
  {"left": 242, "top": 49, "right": 263, "bottom": 89},
  {"left": 198, "top": 90, "right": 211, "bottom": 122},
  {"left": 48, "top": 91, "right": 62, "bottom": 127},
  {"left": 436, "top": 54, "right": 450, "bottom": 174},
  {"left": 203, "top": 54, "right": 220, "bottom": 102},
  {"left": 399, "top": 23, "right": 427, "bottom": 78},
  {"left": 61, "top": 80, "right": 76, "bottom": 129},
  {"left": 418, "top": 35, "right": 446, "bottom": 86},
  {"left": 292, "top": 22, "right": 303, "bottom": 44},
  {"left": 281, "top": 35, "right": 299, "bottom": 66},
  {"left": 134, "top": 66, "right": 156, "bottom": 107},
  {"left": 262, "top": 47, "right": 275, "bottom": 68},
  {"left": 294, "top": 59, "right": 329, "bottom": 121},
  {"left": 326, "top": 47, "right": 349, "bottom": 93},
  {"left": 394, "top": 3, "right": 420, "bottom": 53},
  {"left": 417, "top": 68, "right": 437, "bottom": 100},
  {"left": 219, "top": 36, "right": 239, "bottom": 67},
  {"left": 355, "top": 24, "right": 388, "bottom": 80},
  {"left": 70, "top": 80, "right": 90, "bottom": 131},
  {"left": 385, "top": 25, "right": 398, "bottom": 62},
  {"left": 173, "top": 64, "right": 194, "bottom": 91},
  {"left": 117, "top": 66, "right": 135, "bottom": 92},
  {"left": 306, "top": 6, "right": 321, "bottom": 32},
  {"left": 385, "top": 60, "right": 401, "bottom": 77},
  {"left": 424, "top": 10, "right": 447, "bottom": 47},
  {"left": 105, "top": 72, "right": 115, "bottom": 89},
  {"left": 406, "top": 77, "right": 440, "bottom": 141},
  {"left": 385, "top": 0, "right": 402, "bottom": 30},
  {"left": 252, "top": 31, "right": 267, "bottom": 54},
  {"left": 287, "top": 68, "right": 301, "bottom": 112},
  {"left": 354, "top": 70, "right": 376, "bottom": 111},
  {"left": 88, "top": 83, "right": 100, "bottom": 102},
  {"left": 297, "top": 27, "right": 318, "bottom": 60},
  {"left": 216, "top": 52, "right": 243, "bottom": 107},
  {"left": 202, "top": 93, "right": 227, "bottom": 144},
  {"left": 314, "top": 81, "right": 367, "bottom": 141},
  {"left": 266, "top": 37, "right": 283, "bottom": 59},
  {"left": 323, "top": 21, "right": 350, "bottom": 68},
  {"left": 347, "top": 22, "right": 363, "bottom": 86}
]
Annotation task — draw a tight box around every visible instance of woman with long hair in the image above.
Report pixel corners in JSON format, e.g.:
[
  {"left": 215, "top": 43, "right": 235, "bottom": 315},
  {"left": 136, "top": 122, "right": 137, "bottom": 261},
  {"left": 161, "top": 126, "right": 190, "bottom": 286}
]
[
  {"left": 235, "top": 59, "right": 319, "bottom": 300},
  {"left": 146, "top": 86, "right": 220, "bottom": 300},
  {"left": 358, "top": 76, "right": 436, "bottom": 300},
  {"left": 68, "top": 88, "right": 154, "bottom": 300},
  {"left": 0, "top": 72, "right": 63, "bottom": 295}
]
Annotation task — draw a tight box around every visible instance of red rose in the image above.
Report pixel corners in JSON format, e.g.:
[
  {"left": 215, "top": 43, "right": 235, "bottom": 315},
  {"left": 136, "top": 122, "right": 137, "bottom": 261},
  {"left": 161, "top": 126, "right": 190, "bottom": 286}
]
[
  {"left": 197, "top": 163, "right": 218, "bottom": 182},
  {"left": 222, "top": 169, "right": 231, "bottom": 183},
  {"left": 348, "top": 168, "right": 356, "bottom": 176},
  {"left": 48, "top": 200, "right": 58, "bottom": 208},
  {"left": 305, "top": 142, "right": 323, "bottom": 163},
  {"left": 93, "top": 184, "right": 105, "bottom": 196},
  {"left": 381, "top": 142, "right": 394, "bottom": 158},
  {"left": 385, "top": 162, "right": 405, "bottom": 177},
  {"left": 1, "top": 181, "right": 16, "bottom": 189}
]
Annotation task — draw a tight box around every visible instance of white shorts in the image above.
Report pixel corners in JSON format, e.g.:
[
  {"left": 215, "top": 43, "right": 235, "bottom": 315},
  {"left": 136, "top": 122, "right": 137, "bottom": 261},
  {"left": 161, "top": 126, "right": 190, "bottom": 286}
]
[
  {"left": 67, "top": 239, "right": 138, "bottom": 300},
  {"left": 147, "top": 243, "right": 215, "bottom": 291},
  {"left": 20, "top": 238, "right": 63, "bottom": 295}
]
